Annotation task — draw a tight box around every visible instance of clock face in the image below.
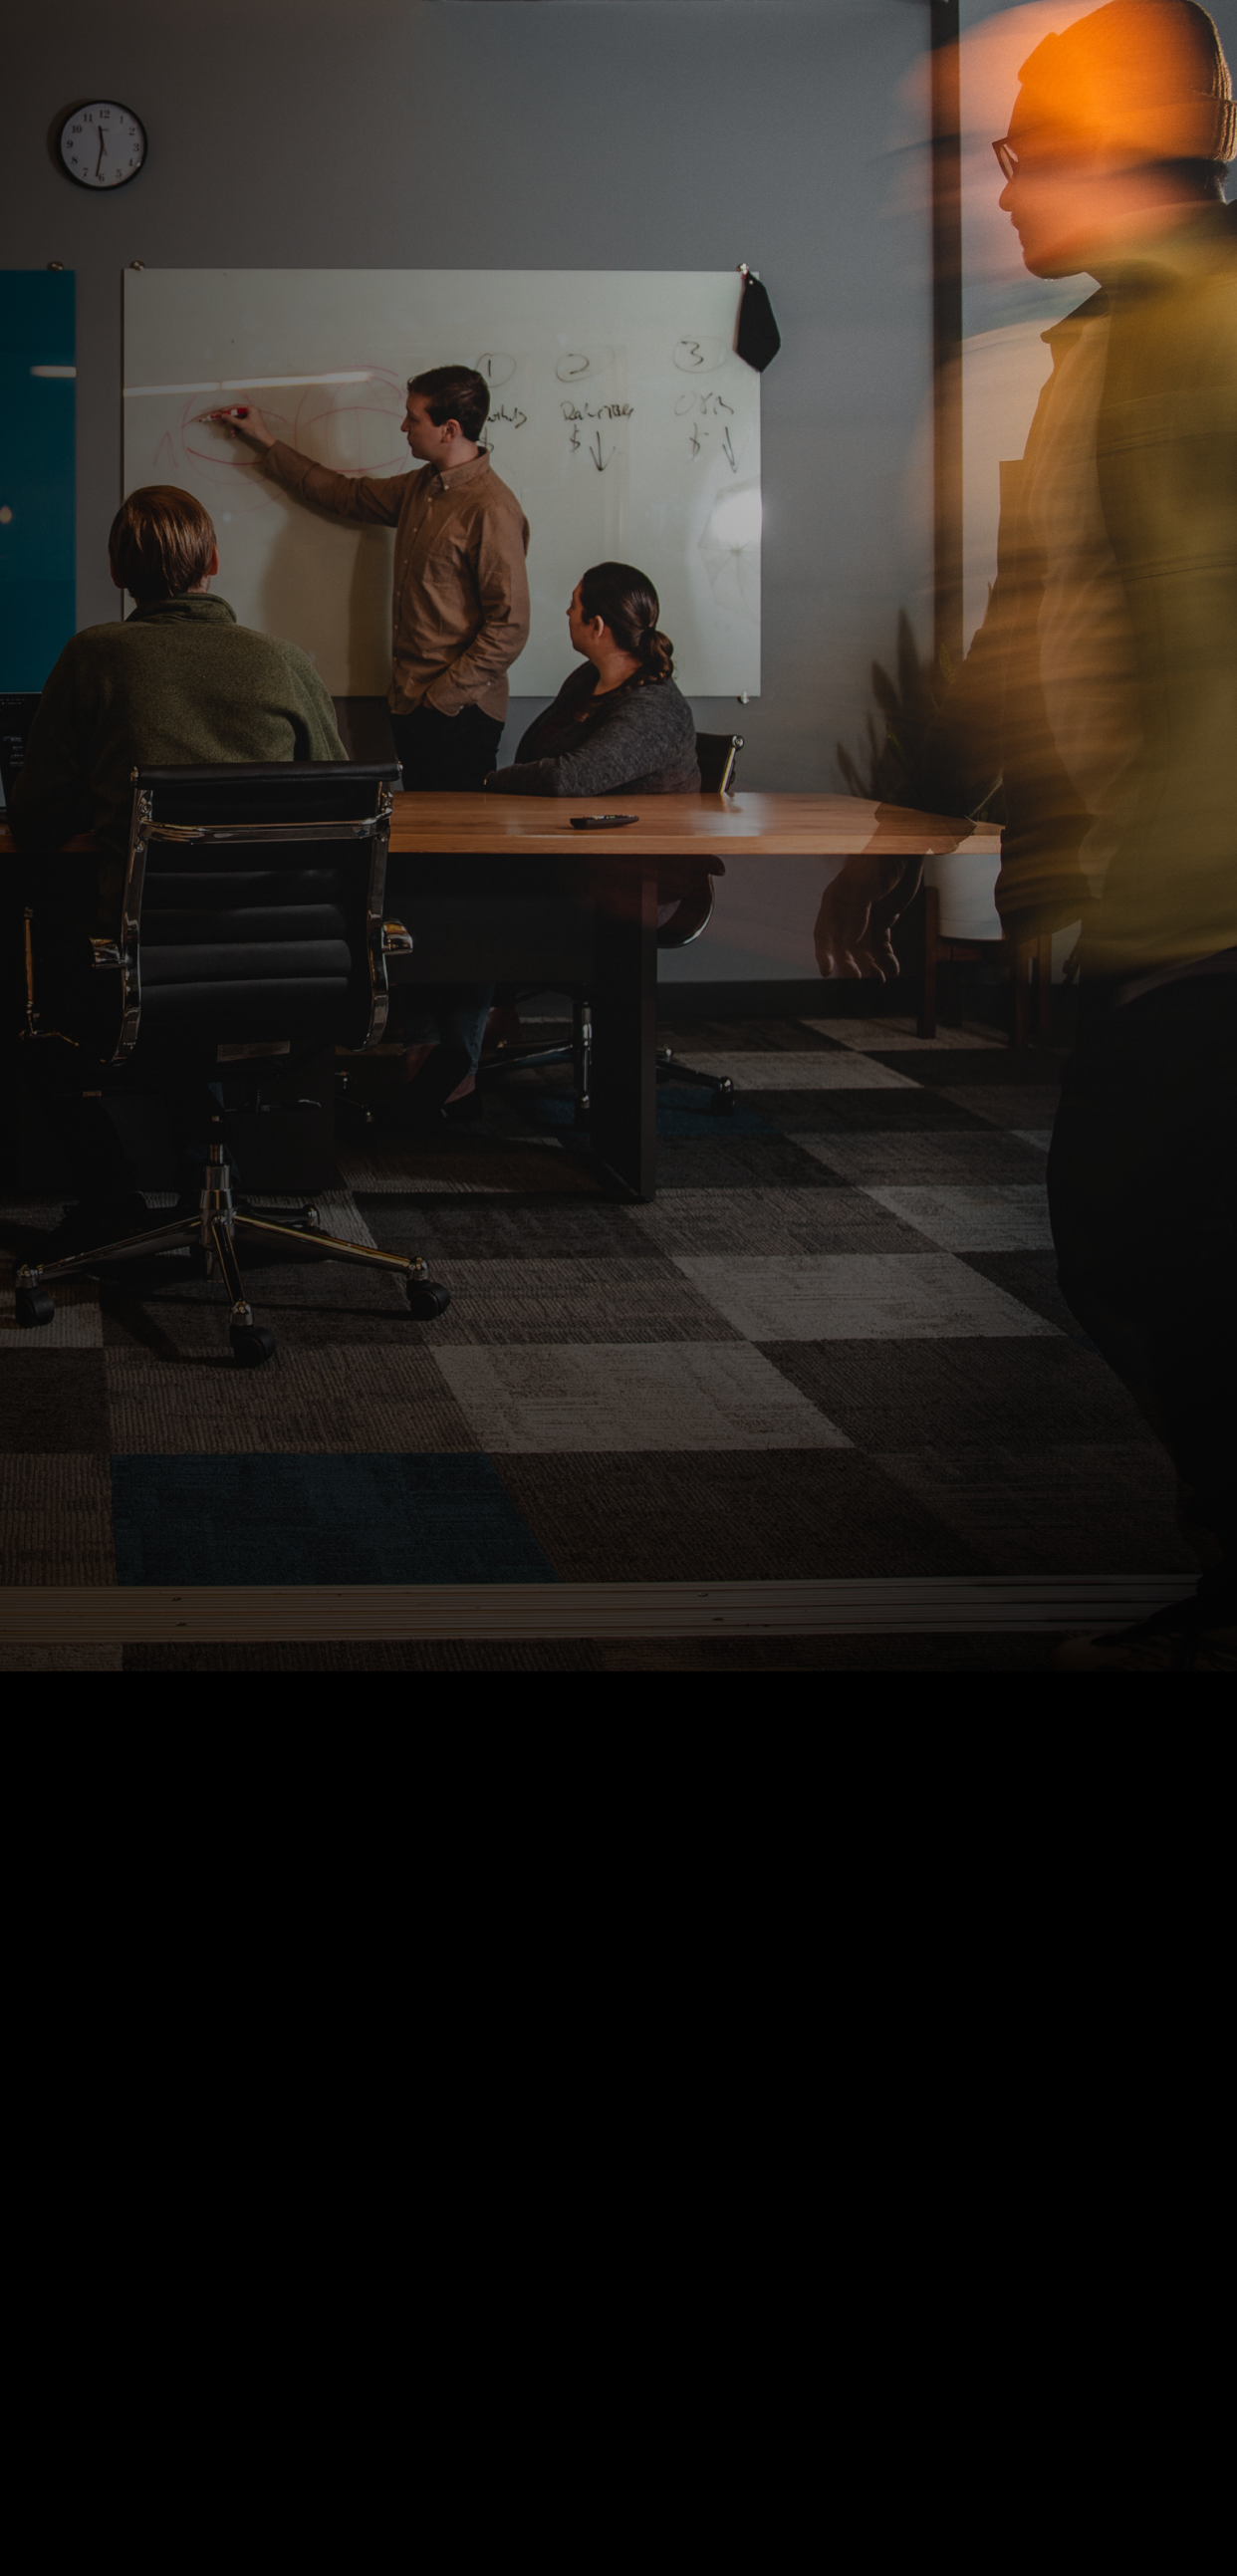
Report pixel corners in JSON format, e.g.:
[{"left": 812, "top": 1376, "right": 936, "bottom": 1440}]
[{"left": 59, "top": 102, "right": 146, "bottom": 190}]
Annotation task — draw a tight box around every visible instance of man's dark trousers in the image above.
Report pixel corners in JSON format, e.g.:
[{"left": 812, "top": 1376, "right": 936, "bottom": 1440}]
[
  {"left": 1047, "top": 975, "right": 1237, "bottom": 1584},
  {"left": 390, "top": 701, "right": 503, "bottom": 794}
]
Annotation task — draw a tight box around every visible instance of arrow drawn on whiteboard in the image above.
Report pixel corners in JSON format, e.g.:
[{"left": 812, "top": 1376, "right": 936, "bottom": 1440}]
[{"left": 590, "top": 432, "right": 615, "bottom": 472}]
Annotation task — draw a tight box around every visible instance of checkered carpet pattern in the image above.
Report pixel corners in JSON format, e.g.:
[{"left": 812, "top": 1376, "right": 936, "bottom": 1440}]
[{"left": 0, "top": 1014, "right": 1191, "bottom": 1605}]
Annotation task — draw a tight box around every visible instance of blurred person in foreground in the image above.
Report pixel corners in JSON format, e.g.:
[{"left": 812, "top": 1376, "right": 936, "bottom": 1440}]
[{"left": 817, "top": 0, "right": 1237, "bottom": 1672}]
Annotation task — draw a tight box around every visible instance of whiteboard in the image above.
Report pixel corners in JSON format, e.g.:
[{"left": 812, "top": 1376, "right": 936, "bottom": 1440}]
[{"left": 123, "top": 270, "right": 761, "bottom": 698}]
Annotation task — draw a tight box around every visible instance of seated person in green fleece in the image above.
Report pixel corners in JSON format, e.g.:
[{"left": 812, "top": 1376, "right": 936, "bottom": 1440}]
[
  {"left": 10, "top": 483, "right": 344, "bottom": 853},
  {"left": 7, "top": 485, "right": 346, "bottom": 1241}
]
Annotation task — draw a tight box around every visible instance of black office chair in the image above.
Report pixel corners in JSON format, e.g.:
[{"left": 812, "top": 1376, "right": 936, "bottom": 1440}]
[
  {"left": 13, "top": 762, "right": 449, "bottom": 1366},
  {"left": 474, "top": 730, "right": 746, "bottom": 1127},
  {"left": 694, "top": 731, "right": 744, "bottom": 799}
]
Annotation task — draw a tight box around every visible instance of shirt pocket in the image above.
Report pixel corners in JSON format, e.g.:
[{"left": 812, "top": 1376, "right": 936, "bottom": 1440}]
[{"left": 406, "top": 521, "right": 478, "bottom": 628}]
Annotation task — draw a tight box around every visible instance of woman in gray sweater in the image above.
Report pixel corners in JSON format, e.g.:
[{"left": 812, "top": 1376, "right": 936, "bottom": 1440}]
[
  {"left": 486, "top": 562, "right": 700, "bottom": 796},
  {"left": 392, "top": 564, "right": 697, "bottom": 1130}
]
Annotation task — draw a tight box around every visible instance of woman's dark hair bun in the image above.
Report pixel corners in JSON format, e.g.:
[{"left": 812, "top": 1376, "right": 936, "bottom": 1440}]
[
  {"left": 638, "top": 624, "right": 674, "bottom": 684},
  {"left": 579, "top": 560, "right": 674, "bottom": 685}
]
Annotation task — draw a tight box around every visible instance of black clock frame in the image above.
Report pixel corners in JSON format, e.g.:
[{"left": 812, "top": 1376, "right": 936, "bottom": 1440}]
[{"left": 55, "top": 101, "right": 147, "bottom": 192}]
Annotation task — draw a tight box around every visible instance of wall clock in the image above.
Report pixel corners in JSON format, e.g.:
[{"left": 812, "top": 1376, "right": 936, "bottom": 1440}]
[{"left": 59, "top": 102, "right": 146, "bottom": 190}]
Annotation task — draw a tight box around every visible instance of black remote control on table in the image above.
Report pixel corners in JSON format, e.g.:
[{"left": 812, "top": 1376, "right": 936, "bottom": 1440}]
[{"left": 569, "top": 813, "right": 638, "bottom": 829}]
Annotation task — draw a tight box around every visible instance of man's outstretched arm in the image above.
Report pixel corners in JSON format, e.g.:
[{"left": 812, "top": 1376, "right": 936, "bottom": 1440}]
[{"left": 203, "top": 404, "right": 407, "bottom": 528}]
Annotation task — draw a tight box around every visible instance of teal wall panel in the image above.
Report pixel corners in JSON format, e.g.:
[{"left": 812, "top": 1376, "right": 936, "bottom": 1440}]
[{"left": 0, "top": 271, "right": 76, "bottom": 687}]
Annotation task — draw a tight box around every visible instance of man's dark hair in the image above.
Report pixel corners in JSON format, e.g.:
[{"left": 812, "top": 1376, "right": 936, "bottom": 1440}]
[
  {"left": 407, "top": 366, "right": 490, "bottom": 443},
  {"left": 110, "top": 485, "right": 216, "bottom": 598}
]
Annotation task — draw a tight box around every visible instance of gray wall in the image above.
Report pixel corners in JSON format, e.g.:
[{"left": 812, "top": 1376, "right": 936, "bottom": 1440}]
[{"left": 6, "top": 0, "right": 934, "bottom": 786}]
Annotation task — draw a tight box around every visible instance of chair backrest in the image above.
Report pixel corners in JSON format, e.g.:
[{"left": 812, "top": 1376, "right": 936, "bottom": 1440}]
[
  {"left": 656, "top": 878, "right": 716, "bottom": 949},
  {"left": 695, "top": 731, "right": 744, "bottom": 796},
  {"left": 100, "top": 762, "right": 400, "bottom": 1067}
]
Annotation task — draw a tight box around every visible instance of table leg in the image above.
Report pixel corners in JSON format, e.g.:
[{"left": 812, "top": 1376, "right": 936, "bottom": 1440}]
[
  {"left": 918, "top": 884, "right": 939, "bottom": 1039},
  {"left": 1036, "top": 930, "right": 1053, "bottom": 1043},
  {"left": 1013, "top": 937, "right": 1030, "bottom": 1048},
  {"left": 589, "top": 865, "right": 658, "bottom": 1199}
]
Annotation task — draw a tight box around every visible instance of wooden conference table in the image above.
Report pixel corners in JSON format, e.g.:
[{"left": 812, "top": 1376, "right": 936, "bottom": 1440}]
[
  {"left": 0, "top": 790, "right": 975, "bottom": 1203},
  {"left": 383, "top": 790, "right": 973, "bottom": 1199}
]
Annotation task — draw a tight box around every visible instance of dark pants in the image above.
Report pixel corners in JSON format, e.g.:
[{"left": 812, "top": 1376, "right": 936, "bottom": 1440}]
[
  {"left": 388, "top": 702, "right": 504, "bottom": 1072},
  {"left": 1047, "top": 976, "right": 1237, "bottom": 1561},
  {"left": 390, "top": 702, "right": 503, "bottom": 794}
]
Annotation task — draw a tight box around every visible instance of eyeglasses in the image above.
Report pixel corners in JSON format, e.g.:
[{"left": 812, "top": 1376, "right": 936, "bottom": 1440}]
[{"left": 992, "top": 136, "right": 1019, "bottom": 181}]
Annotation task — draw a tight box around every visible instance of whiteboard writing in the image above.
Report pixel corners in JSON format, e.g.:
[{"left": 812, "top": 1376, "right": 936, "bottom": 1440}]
[{"left": 124, "top": 270, "right": 761, "bottom": 697}]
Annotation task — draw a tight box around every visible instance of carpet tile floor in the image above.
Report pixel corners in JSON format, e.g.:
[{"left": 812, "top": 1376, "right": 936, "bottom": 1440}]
[{"left": 0, "top": 1011, "right": 1195, "bottom": 1668}]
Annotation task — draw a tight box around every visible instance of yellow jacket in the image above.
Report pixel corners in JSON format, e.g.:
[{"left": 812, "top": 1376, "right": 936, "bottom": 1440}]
[{"left": 925, "top": 202, "right": 1237, "bottom": 975}]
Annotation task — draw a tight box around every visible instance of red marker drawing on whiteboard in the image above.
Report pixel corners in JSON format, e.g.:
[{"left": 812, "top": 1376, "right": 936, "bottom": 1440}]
[{"left": 197, "top": 405, "right": 277, "bottom": 453}]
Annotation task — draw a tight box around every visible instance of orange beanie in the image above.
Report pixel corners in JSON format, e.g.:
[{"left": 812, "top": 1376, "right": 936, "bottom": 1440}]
[{"left": 1009, "top": 0, "right": 1236, "bottom": 161}]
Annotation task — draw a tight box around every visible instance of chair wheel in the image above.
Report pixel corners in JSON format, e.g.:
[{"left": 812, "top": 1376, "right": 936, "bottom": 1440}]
[
  {"left": 16, "top": 1288, "right": 56, "bottom": 1328},
  {"left": 709, "top": 1088, "right": 737, "bottom": 1116},
  {"left": 405, "top": 1279, "right": 451, "bottom": 1320},
  {"left": 229, "top": 1323, "right": 277, "bottom": 1367}
]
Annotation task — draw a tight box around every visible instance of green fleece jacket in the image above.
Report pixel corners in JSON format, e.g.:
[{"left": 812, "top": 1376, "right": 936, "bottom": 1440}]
[{"left": 8, "top": 594, "right": 346, "bottom": 859}]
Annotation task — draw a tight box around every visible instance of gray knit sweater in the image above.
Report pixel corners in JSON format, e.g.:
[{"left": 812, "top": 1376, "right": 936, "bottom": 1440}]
[{"left": 489, "top": 664, "right": 700, "bottom": 796}]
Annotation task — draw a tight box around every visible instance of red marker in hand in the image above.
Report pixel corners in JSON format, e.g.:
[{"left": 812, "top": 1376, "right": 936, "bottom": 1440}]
[{"left": 197, "top": 403, "right": 276, "bottom": 452}]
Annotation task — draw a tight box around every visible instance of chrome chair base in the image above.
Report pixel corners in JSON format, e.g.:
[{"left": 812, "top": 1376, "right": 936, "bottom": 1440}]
[
  {"left": 476, "top": 1004, "right": 737, "bottom": 1125},
  {"left": 15, "top": 1138, "right": 450, "bottom": 1366}
]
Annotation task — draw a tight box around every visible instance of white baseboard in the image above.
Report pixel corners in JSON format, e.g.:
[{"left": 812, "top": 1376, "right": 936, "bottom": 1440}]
[{"left": 0, "top": 1577, "right": 1194, "bottom": 1645}]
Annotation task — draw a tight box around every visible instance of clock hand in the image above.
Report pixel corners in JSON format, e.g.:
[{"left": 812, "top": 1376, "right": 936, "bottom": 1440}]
[{"left": 96, "top": 129, "right": 107, "bottom": 174}]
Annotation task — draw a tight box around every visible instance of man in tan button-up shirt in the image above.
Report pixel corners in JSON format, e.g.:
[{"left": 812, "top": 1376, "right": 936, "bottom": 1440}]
[
  {"left": 211, "top": 365, "right": 529, "bottom": 1120},
  {"left": 210, "top": 366, "right": 530, "bottom": 791}
]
